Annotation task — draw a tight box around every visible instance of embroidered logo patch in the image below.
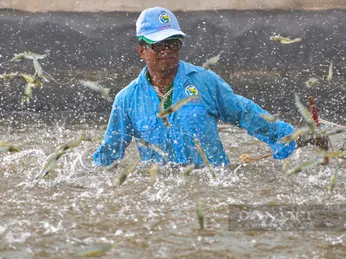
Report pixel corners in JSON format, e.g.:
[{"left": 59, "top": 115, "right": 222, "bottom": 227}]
[
  {"left": 185, "top": 85, "right": 198, "bottom": 96},
  {"left": 159, "top": 12, "right": 170, "bottom": 24}
]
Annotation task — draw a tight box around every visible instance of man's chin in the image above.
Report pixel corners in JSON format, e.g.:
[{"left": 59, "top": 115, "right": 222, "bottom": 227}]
[{"left": 158, "top": 61, "right": 179, "bottom": 70}]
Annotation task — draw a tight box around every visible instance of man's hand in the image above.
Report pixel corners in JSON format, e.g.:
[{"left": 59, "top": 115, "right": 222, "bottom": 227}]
[{"left": 296, "top": 134, "right": 329, "bottom": 150}]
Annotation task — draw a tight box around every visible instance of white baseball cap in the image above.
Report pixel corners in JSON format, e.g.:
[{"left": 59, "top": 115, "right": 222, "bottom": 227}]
[{"left": 136, "top": 7, "right": 186, "bottom": 43}]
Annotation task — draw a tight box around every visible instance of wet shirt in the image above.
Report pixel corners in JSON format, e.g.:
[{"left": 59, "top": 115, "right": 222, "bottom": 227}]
[{"left": 93, "top": 61, "right": 296, "bottom": 167}]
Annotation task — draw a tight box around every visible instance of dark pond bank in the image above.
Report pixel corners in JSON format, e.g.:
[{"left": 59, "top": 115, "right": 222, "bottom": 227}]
[{"left": 0, "top": 9, "right": 345, "bottom": 125}]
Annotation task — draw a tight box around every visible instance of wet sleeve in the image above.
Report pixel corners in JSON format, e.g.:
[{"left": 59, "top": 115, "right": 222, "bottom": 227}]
[
  {"left": 210, "top": 72, "right": 296, "bottom": 159},
  {"left": 93, "top": 98, "right": 133, "bottom": 166}
]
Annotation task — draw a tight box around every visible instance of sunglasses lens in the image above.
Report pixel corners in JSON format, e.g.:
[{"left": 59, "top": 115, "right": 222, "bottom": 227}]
[
  {"left": 150, "top": 39, "right": 182, "bottom": 52},
  {"left": 169, "top": 40, "right": 182, "bottom": 51},
  {"left": 152, "top": 42, "right": 166, "bottom": 52}
]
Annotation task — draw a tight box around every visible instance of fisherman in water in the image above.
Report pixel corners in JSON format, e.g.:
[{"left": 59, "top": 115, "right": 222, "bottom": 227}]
[{"left": 94, "top": 6, "right": 299, "bottom": 167}]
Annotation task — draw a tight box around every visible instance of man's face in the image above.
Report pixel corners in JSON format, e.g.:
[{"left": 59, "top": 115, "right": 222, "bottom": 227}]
[{"left": 137, "top": 39, "right": 182, "bottom": 72}]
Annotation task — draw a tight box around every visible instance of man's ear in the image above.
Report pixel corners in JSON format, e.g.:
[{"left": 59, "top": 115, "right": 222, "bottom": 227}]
[{"left": 137, "top": 45, "right": 145, "bottom": 59}]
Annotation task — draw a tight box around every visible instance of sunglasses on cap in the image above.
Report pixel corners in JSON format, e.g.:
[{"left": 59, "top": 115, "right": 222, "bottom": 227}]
[{"left": 142, "top": 39, "right": 183, "bottom": 52}]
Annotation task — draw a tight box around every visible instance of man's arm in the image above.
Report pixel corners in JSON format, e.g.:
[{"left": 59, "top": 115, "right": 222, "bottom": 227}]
[
  {"left": 206, "top": 71, "right": 295, "bottom": 159},
  {"left": 93, "top": 97, "right": 133, "bottom": 166}
]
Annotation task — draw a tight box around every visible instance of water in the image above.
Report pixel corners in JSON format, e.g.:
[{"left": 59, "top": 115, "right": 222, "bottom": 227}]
[{"left": 1, "top": 121, "right": 346, "bottom": 258}]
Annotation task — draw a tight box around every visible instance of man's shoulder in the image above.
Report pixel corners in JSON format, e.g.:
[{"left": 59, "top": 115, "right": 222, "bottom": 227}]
[
  {"left": 181, "top": 61, "right": 218, "bottom": 78},
  {"left": 115, "top": 74, "right": 147, "bottom": 100},
  {"left": 114, "top": 78, "right": 136, "bottom": 101},
  {"left": 180, "top": 61, "right": 203, "bottom": 74}
]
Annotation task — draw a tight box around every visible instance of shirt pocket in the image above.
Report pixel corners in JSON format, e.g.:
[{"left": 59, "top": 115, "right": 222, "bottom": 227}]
[
  {"left": 134, "top": 113, "right": 163, "bottom": 141},
  {"left": 179, "top": 104, "right": 210, "bottom": 135},
  {"left": 135, "top": 113, "right": 159, "bottom": 131}
]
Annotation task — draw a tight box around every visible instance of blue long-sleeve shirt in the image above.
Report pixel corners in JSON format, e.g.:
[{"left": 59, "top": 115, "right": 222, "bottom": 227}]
[{"left": 93, "top": 61, "right": 295, "bottom": 166}]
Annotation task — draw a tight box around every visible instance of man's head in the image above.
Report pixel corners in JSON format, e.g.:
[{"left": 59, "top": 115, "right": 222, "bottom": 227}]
[{"left": 136, "top": 7, "right": 186, "bottom": 73}]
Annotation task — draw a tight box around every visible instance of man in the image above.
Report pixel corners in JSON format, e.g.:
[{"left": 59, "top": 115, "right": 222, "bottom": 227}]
[{"left": 93, "top": 6, "right": 297, "bottom": 167}]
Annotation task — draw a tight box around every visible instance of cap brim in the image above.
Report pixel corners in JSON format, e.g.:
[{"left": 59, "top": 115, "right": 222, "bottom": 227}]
[{"left": 144, "top": 29, "right": 187, "bottom": 43}]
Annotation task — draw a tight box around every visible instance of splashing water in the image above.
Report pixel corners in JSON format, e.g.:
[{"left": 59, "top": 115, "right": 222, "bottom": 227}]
[{"left": 1, "top": 122, "right": 346, "bottom": 258}]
